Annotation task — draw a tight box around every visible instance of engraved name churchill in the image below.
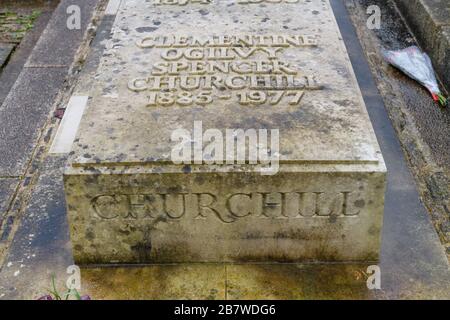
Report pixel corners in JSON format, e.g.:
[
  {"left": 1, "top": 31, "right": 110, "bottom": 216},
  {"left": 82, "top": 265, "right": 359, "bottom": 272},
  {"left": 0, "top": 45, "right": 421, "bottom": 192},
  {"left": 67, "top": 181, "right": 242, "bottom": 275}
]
[{"left": 92, "top": 191, "right": 362, "bottom": 223}]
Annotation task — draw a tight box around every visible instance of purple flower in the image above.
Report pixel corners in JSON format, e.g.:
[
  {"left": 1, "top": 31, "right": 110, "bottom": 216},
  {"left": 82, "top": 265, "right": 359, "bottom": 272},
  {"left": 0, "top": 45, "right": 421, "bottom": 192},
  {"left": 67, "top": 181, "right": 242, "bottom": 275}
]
[
  {"left": 37, "top": 295, "right": 54, "bottom": 300},
  {"left": 80, "top": 295, "right": 91, "bottom": 300}
]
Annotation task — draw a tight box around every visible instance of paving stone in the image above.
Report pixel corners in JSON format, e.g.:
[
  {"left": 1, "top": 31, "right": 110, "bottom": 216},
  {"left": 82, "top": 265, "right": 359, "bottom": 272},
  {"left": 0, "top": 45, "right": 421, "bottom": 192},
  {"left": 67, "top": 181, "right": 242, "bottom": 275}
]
[
  {"left": 226, "top": 264, "right": 379, "bottom": 300},
  {"left": 82, "top": 265, "right": 226, "bottom": 300},
  {"left": 0, "top": 11, "right": 54, "bottom": 106},
  {"left": 0, "top": 67, "right": 67, "bottom": 176},
  {"left": 0, "top": 156, "right": 72, "bottom": 299},
  {"left": 26, "top": 0, "right": 99, "bottom": 67}
]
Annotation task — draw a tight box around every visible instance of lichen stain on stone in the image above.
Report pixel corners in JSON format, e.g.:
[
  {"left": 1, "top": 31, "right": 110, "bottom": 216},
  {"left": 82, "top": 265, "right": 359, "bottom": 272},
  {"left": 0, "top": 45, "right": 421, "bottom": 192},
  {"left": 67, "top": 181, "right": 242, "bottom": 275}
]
[
  {"left": 81, "top": 265, "right": 226, "bottom": 300},
  {"left": 354, "top": 199, "right": 365, "bottom": 208},
  {"left": 226, "top": 264, "right": 374, "bottom": 300},
  {"left": 135, "top": 27, "right": 158, "bottom": 33}
]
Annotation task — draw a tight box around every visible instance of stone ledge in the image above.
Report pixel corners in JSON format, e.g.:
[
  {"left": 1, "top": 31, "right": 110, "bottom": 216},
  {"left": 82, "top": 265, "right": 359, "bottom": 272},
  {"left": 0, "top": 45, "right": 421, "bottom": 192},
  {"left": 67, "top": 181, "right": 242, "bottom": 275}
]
[
  {"left": 0, "top": 44, "right": 14, "bottom": 69},
  {"left": 393, "top": 0, "right": 450, "bottom": 92}
]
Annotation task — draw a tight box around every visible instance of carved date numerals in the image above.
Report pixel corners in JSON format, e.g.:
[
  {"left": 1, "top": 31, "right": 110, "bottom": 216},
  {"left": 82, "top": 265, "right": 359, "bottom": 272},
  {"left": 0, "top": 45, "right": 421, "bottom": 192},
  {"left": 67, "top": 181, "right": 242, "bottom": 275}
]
[
  {"left": 153, "top": 0, "right": 212, "bottom": 5},
  {"left": 237, "top": 90, "right": 304, "bottom": 106},
  {"left": 147, "top": 91, "right": 213, "bottom": 106}
]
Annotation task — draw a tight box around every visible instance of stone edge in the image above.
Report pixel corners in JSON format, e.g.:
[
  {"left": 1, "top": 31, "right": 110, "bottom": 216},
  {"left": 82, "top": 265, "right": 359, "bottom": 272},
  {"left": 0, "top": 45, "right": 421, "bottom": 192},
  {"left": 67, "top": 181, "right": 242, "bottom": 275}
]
[
  {"left": 344, "top": 0, "right": 450, "bottom": 259},
  {"left": 393, "top": 0, "right": 450, "bottom": 92}
]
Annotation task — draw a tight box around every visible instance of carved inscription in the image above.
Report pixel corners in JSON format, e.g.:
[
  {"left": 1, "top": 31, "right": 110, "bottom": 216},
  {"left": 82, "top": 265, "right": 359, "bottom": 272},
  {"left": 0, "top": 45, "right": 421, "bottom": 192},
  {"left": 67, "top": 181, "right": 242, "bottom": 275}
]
[
  {"left": 153, "top": 0, "right": 212, "bottom": 5},
  {"left": 237, "top": 0, "right": 300, "bottom": 3},
  {"left": 152, "top": 0, "right": 301, "bottom": 5},
  {"left": 129, "top": 34, "right": 322, "bottom": 107},
  {"left": 92, "top": 191, "right": 362, "bottom": 223}
]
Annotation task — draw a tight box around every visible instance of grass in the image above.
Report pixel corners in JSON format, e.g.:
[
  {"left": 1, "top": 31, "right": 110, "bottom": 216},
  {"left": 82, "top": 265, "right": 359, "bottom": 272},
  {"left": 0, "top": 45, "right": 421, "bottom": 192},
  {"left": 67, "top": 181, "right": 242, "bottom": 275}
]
[{"left": 0, "top": 10, "right": 41, "bottom": 43}]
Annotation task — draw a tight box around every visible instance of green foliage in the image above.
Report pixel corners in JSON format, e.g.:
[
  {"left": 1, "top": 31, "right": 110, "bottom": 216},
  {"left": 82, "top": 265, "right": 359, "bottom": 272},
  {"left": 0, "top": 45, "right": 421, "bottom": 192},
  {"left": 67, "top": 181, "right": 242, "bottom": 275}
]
[
  {"left": 39, "top": 275, "right": 90, "bottom": 301},
  {"left": 0, "top": 10, "right": 41, "bottom": 42}
]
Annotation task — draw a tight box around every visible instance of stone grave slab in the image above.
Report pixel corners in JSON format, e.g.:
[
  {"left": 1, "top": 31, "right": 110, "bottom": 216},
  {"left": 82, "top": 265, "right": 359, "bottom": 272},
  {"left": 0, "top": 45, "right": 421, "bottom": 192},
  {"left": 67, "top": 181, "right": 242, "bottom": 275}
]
[{"left": 64, "top": 0, "right": 386, "bottom": 264}]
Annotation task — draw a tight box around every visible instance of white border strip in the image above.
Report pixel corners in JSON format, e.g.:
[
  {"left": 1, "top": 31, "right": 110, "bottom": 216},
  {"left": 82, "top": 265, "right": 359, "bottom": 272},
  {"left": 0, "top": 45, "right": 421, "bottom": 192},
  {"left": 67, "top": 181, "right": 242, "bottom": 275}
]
[
  {"left": 105, "top": 0, "right": 122, "bottom": 15},
  {"left": 50, "top": 96, "right": 89, "bottom": 154}
]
